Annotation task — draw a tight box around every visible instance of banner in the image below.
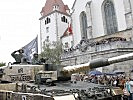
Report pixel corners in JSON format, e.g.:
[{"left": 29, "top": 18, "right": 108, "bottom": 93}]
[{"left": 23, "top": 36, "right": 38, "bottom": 62}]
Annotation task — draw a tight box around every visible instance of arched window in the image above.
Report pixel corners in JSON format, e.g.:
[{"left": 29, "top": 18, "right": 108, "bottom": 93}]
[
  {"left": 80, "top": 11, "right": 88, "bottom": 39},
  {"left": 62, "top": 16, "right": 65, "bottom": 22},
  {"left": 61, "top": 16, "right": 68, "bottom": 23},
  {"left": 45, "top": 17, "right": 51, "bottom": 25},
  {"left": 102, "top": 0, "right": 118, "bottom": 34},
  {"left": 65, "top": 19, "right": 67, "bottom": 23},
  {"left": 48, "top": 18, "right": 50, "bottom": 23}
]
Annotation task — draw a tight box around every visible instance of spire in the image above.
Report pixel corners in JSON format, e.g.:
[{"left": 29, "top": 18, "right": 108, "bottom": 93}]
[{"left": 40, "top": 0, "right": 70, "bottom": 16}]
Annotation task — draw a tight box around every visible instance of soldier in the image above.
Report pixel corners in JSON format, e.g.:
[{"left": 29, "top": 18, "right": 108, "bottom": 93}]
[
  {"left": 31, "top": 53, "right": 40, "bottom": 65},
  {"left": 11, "top": 49, "right": 27, "bottom": 64}
]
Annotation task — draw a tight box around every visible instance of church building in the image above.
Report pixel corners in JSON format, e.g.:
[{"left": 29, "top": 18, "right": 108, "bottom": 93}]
[
  {"left": 40, "top": 0, "right": 133, "bottom": 74},
  {"left": 61, "top": 0, "right": 133, "bottom": 74}
]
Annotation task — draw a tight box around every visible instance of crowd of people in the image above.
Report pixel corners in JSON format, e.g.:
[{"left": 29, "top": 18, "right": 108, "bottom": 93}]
[
  {"left": 71, "top": 74, "right": 133, "bottom": 100},
  {"left": 63, "top": 37, "right": 127, "bottom": 53}
]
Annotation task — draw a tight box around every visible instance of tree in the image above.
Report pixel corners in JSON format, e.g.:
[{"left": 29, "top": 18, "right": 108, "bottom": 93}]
[
  {"left": 0, "top": 62, "right": 6, "bottom": 67},
  {"left": 40, "top": 40, "right": 63, "bottom": 65}
]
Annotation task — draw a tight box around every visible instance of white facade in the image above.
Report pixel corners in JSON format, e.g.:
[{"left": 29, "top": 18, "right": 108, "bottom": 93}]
[
  {"left": 40, "top": 0, "right": 133, "bottom": 51},
  {"left": 71, "top": 0, "right": 129, "bottom": 46},
  {"left": 131, "top": 0, "right": 133, "bottom": 12},
  {"left": 40, "top": 11, "right": 71, "bottom": 51}
]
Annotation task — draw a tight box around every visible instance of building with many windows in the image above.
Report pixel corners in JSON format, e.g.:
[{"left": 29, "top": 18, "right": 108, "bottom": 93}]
[{"left": 40, "top": 0, "right": 133, "bottom": 74}]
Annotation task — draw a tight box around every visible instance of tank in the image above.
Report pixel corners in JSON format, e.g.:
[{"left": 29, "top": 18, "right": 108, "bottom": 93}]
[
  {"left": 34, "top": 52, "right": 133, "bottom": 100},
  {"left": 1, "top": 52, "right": 133, "bottom": 83},
  {"left": 34, "top": 52, "right": 133, "bottom": 86},
  {"left": 1, "top": 52, "right": 133, "bottom": 100}
]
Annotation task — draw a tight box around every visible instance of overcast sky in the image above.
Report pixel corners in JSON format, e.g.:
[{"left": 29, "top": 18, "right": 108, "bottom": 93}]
[{"left": 0, "top": 0, "right": 74, "bottom": 64}]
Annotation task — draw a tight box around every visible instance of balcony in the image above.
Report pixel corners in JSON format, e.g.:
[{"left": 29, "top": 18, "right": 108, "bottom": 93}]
[
  {"left": 61, "top": 28, "right": 133, "bottom": 59},
  {"left": 61, "top": 38, "right": 133, "bottom": 60}
]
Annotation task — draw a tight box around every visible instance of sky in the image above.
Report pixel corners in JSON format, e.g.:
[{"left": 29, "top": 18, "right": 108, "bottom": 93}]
[{"left": 0, "top": 0, "right": 74, "bottom": 64}]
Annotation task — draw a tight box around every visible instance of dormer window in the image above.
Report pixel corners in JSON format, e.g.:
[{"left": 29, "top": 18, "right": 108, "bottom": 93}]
[
  {"left": 61, "top": 16, "right": 67, "bottom": 23},
  {"left": 45, "top": 17, "right": 51, "bottom": 25},
  {"left": 53, "top": 5, "right": 59, "bottom": 11}
]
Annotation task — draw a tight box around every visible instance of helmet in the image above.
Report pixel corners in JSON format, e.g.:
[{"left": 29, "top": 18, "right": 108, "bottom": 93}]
[
  {"left": 33, "top": 53, "right": 38, "bottom": 57},
  {"left": 18, "top": 49, "right": 24, "bottom": 53}
]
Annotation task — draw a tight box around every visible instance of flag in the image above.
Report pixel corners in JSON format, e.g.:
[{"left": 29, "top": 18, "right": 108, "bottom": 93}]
[
  {"left": 60, "top": 23, "right": 73, "bottom": 38},
  {"left": 68, "top": 23, "right": 72, "bottom": 33},
  {"left": 22, "top": 36, "right": 38, "bottom": 62}
]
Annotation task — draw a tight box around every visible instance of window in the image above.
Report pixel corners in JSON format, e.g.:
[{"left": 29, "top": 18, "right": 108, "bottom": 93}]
[
  {"left": 53, "top": 5, "right": 59, "bottom": 11},
  {"left": 102, "top": 0, "right": 118, "bottom": 34},
  {"left": 61, "top": 16, "right": 67, "bottom": 23},
  {"left": 80, "top": 11, "right": 88, "bottom": 39},
  {"left": 46, "top": 27, "right": 49, "bottom": 33},
  {"left": 61, "top": 16, "right": 65, "bottom": 22},
  {"left": 65, "top": 19, "right": 67, "bottom": 23},
  {"left": 45, "top": 17, "right": 51, "bottom": 25}
]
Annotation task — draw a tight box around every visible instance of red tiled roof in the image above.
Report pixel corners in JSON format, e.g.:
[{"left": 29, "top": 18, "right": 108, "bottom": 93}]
[
  {"left": 64, "top": 5, "right": 69, "bottom": 10},
  {"left": 41, "top": 0, "right": 70, "bottom": 16}
]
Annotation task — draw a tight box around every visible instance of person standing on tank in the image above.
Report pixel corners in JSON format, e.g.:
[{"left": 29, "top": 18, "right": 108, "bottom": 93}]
[
  {"left": 11, "top": 48, "right": 28, "bottom": 64},
  {"left": 31, "top": 53, "right": 40, "bottom": 65}
]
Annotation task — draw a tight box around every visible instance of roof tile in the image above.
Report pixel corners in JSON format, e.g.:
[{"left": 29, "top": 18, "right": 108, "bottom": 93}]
[{"left": 41, "top": 0, "right": 70, "bottom": 16}]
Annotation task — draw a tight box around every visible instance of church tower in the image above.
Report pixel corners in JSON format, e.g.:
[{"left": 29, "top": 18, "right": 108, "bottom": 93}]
[{"left": 40, "top": 0, "right": 71, "bottom": 51}]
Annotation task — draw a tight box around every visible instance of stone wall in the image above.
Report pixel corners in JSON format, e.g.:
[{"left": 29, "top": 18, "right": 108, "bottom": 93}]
[{"left": 61, "top": 29, "right": 133, "bottom": 73}]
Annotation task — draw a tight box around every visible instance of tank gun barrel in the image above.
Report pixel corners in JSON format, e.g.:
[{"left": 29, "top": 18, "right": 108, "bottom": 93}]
[
  {"left": 108, "top": 52, "right": 133, "bottom": 64},
  {"left": 62, "top": 52, "right": 133, "bottom": 75}
]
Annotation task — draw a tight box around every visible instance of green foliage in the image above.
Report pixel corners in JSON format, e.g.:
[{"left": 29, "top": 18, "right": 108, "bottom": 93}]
[
  {"left": 0, "top": 62, "right": 6, "bottom": 67},
  {"left": 40, "top": 41, "right": 63, "bottom": 64}
]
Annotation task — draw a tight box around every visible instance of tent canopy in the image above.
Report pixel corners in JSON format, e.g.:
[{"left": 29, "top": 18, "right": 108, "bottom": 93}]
[
  {"left": 113, "top": 69, "right": 125, "bottom": 74},
  {"left": 88, "top": 70, "right": 102, "bottom": 75}
]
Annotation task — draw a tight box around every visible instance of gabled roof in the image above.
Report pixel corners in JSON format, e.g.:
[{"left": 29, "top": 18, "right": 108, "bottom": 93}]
[{"left": 41, "top": 0, "right": 70, "bottom": 16}]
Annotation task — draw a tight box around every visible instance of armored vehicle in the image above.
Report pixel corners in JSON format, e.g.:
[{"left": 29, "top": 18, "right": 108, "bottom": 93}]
[
  {"left": 1, "top": 52, "right": 133, "bottom": 83},
  {"left": 0, "top": 52, "right": 133, "bottom": 100}
]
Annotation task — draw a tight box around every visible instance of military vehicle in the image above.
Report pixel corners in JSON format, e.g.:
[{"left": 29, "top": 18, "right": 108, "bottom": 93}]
[
  {"left": 0, "top": 52, "right": 133, "bottom": 83},
  {"left": 0, "top": 52, "right": 133, "bottom": 100},
  {"left": 35, "top": 52, "right": 133, "bottom": 84}
]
